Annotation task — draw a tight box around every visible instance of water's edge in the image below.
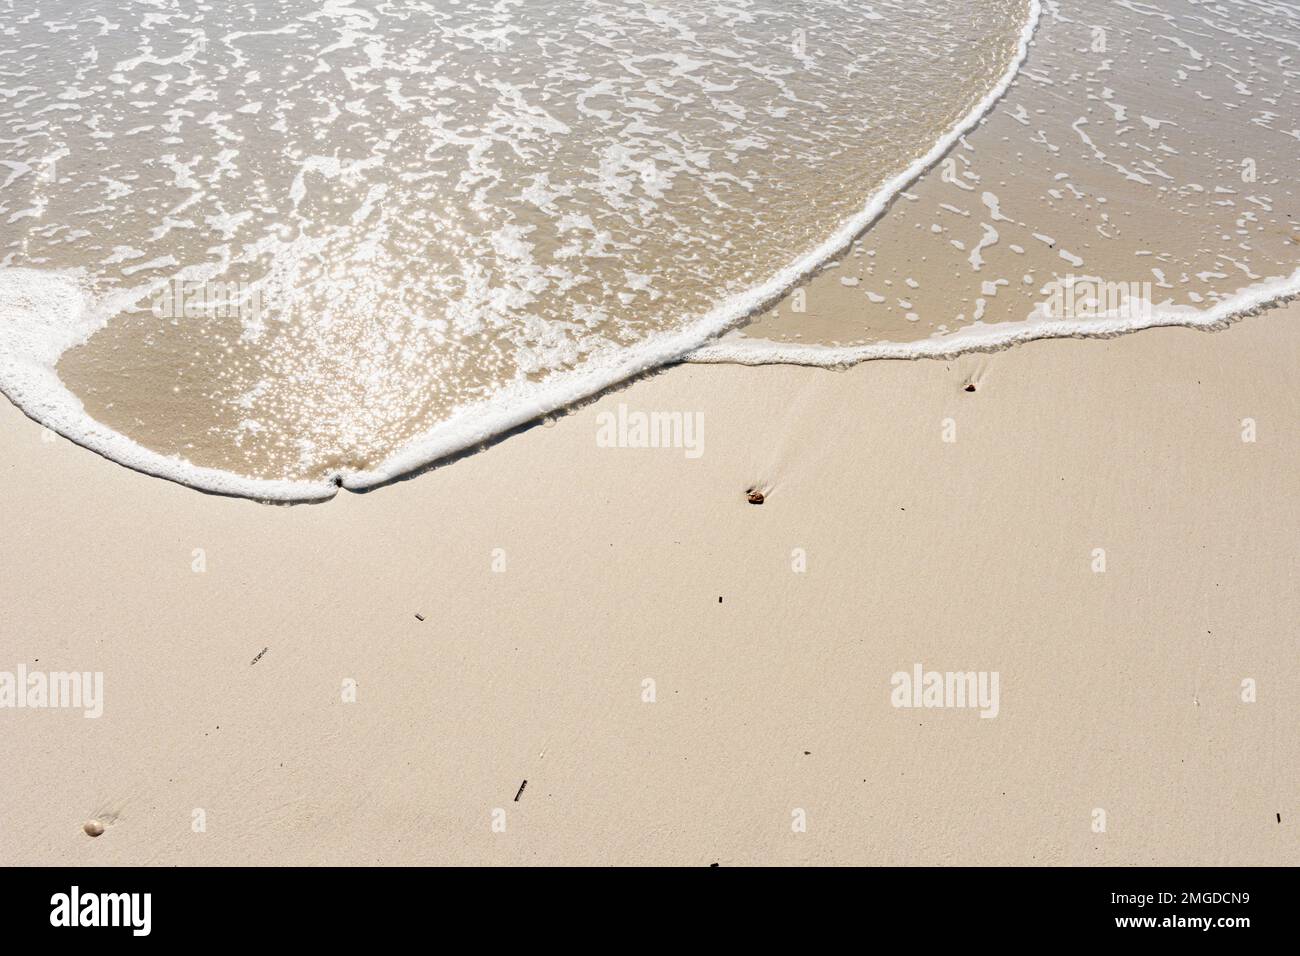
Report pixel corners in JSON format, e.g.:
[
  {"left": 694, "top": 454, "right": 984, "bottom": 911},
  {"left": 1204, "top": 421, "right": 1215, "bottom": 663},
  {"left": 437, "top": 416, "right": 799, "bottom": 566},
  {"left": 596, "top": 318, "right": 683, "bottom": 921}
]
[
  {"left": 685, "top": 276, "right": 1300, "bottom": 367},
  {"left": 9, "top": 1, "right": 1170, "bottom": 503}
]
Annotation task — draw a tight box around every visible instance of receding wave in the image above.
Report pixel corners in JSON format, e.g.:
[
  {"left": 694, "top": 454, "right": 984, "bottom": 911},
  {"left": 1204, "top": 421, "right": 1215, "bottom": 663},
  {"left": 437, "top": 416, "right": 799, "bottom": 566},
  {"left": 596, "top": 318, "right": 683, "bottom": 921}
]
[{"left": 3, "top": 0, "right": 1036, "bottom": 499}]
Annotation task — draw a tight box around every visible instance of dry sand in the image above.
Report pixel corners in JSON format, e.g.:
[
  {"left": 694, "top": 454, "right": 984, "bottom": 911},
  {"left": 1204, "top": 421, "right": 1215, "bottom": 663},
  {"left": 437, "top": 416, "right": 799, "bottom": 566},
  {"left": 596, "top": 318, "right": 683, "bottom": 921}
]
[{"left": 1, "top": 307, "right": 1297, "bottom": 865}]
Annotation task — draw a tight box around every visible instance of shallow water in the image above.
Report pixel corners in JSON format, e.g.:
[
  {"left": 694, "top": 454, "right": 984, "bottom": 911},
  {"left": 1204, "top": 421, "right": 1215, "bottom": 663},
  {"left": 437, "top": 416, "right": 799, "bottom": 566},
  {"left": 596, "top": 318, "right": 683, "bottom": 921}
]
[
  {"left": 707, "top": 0, "right": 1300, "bottom": 361},
  {"left": 0, "top": 0, "right": 1029, "bottom": 493}
]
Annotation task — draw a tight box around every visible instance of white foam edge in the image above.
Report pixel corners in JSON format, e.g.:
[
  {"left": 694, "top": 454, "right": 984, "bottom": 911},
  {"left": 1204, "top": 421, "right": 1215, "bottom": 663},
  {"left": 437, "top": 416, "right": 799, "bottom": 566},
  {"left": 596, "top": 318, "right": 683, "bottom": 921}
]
[
  {"left": 5, "top": 0, "right": 1045, "bottom": 502},
  {"left": 683, "top": 268, "right": 1300, "bottom": 366},
  {"left": 0, "top": 267, "right": 335, "bottom": 501},
  {"left": 328, "top": 0, "right": 1051, "bottom": 495}
]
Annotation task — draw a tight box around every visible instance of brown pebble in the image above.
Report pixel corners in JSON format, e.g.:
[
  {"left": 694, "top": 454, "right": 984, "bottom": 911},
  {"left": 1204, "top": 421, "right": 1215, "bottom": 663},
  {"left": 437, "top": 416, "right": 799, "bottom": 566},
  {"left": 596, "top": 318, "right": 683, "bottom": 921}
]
[
  {"left": 746, "top": 489, "right": 764, "bottom": 505},
  {"left": 83, "top": 820, "right": 104, "bottom": 838},
  {"left": 964, "top": 384, "right": 977, "bottom": 392}
]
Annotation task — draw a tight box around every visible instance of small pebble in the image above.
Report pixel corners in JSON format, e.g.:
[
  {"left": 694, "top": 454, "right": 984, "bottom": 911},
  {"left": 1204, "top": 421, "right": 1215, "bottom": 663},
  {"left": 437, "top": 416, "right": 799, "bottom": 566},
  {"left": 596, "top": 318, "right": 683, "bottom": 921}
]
[
  {"left": 83, "top": 820, "right": 104, "bottom": 838},
  {"left": 746, "top": 490, "right": 765, "bottom": 505}
]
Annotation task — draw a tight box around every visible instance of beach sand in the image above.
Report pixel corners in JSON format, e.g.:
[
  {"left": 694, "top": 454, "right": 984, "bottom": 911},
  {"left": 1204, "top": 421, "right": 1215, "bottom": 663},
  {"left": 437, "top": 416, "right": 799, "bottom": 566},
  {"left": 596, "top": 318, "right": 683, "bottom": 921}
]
[{"left": 1, "top": 307, "right": 1296, "bottom": 866}]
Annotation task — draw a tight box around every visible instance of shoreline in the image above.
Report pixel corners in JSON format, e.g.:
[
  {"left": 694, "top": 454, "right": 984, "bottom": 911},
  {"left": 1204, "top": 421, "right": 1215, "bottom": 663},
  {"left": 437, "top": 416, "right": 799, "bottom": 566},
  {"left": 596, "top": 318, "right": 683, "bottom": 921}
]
[
  {"left": 0, "top": 1, "right": 1046, "bottom": 502},
  {"left": 689, "top": 278, "right": 1300, "bottom": 367},
  {"left": 5, "top": 273, "right": 1296, "bottom": 504}
]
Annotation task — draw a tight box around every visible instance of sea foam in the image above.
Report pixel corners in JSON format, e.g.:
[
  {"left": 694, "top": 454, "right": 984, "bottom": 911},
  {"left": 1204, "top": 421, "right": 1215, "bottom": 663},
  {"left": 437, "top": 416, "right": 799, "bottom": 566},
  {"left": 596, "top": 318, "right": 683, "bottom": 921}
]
[{"left": 0, "top": 0, "right": 1041, "bottom": 499}]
